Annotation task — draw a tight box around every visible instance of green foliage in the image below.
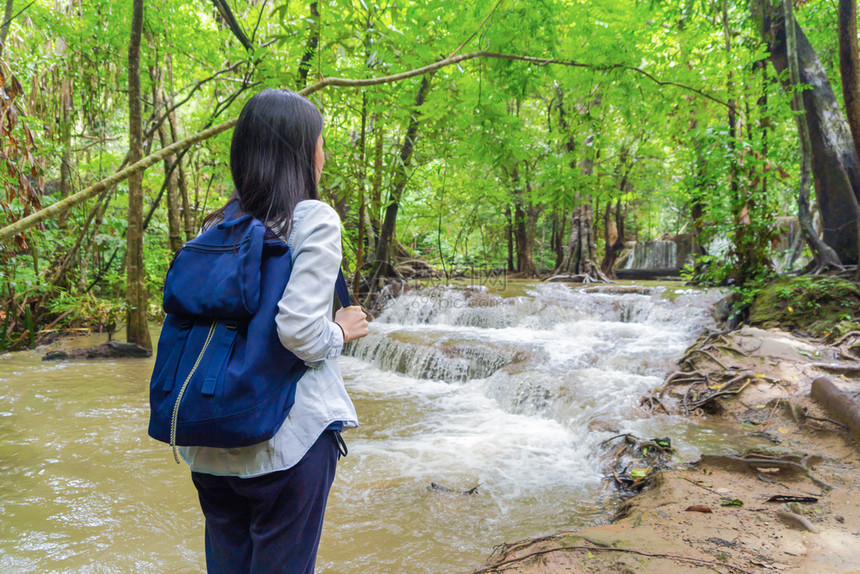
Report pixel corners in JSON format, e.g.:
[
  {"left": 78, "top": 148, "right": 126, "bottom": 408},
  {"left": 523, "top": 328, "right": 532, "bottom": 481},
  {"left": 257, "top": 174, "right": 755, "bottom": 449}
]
[{"left": 48, "top": 292, "right": 127, "bottom": 339}]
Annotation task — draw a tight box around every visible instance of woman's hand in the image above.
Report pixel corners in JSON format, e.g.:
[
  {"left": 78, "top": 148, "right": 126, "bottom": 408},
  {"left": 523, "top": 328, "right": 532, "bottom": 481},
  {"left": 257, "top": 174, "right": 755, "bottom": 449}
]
[{"left": 335, "top": 306, "right": 369, "bottom": 343}]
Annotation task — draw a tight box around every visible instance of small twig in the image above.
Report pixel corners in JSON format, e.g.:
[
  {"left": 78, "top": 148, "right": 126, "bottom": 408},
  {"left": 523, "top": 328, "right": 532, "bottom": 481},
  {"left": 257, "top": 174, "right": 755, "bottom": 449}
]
[
  {"left": 648, "top": 394, "right": 670, "bottom": 414},
  {"left": 473, "top": 545, "right": 754, "bottom": 574},
  {"left": 762, "top": 398, "right": 782, "bottom": 428},
  {"left": 683, "top": 381, "right": 694, "bottom": 415},
  {"left": 632, "top": 500, "right": 676, "bottom": 527},
  {"left": 0, "top": 0, "right": 36, "bottom": 30},
  {"left": 655, "top": 370, "right": 706, "bottom": 397},
  {"left": 802, "top": 411, "right": 849, "bottom": 430},
  {"left": 715, "top": 339, "right": 759, "bottom": 356},
  {"left": 681, "top": 474, "right": 720, "bottom": 494},
  {"left": 599, "top": 433, "right": 631, "bottom": 447},
  {"left": 448, "top": 0, "right": 504, "bottom": 58}
]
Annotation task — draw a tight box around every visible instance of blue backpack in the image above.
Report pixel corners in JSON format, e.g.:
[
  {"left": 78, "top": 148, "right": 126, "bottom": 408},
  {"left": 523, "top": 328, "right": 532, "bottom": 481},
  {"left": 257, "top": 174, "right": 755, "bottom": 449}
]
[{"left": 148, "top": 202, "right": 350, "bottom": 461}]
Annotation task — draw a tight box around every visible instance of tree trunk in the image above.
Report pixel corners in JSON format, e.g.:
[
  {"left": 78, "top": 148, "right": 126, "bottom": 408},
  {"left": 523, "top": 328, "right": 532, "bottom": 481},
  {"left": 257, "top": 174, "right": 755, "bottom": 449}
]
[
  {"left": 165, "top": 55, "right": 194, "bottom": 240},
  {"left": 370, "top": 121, "right": 384, "bottom": 244},
  {"left": 511, "top": 175, "right": 540, "bottom": 278},
  {"left": 554, "top": 88, "right": 608, "bottom": 281},
  {"left": 126, "top": 0, "right": 152, "bottom": 350},
  {"left": 505, "top": 204, "right": 514, "bottom": 272},
  {"left": 838, "top": 0, "right": 860, "bottom": 163},
  {"left": 157, "top": 119, "right": 183, "bottom": 252},
  {"left": 80, "top": 192, "right": 112, "bottom": 291},
  {"left": 0, "top": 0, "right": 13, "bottom": 59},
  {"left": 354, "top": 93, "right": 368, "bottom": 297},
  {"left": 557, "top": 157, "right": 607, "bottom": 280},
  {"left": 780, "top": 0, "right": 843, "bottom": 269},
  {"left": 296, "top": 0, "right": 320, "bottom": 89},
  {"left": 551, "top": 210, "right": 566, "bottom": 271},
  {"left": 837, "top": 0, "right": 860, "bottom": 278},
  {"left": 558, "top": 193, "right": 603, "bottom": 279},
  {"left": 58, "top": 76, "right": 73, "bottom": 227},
  {"left": 153, "top": 82, "right": 183, "bottom": 252},
  {"left": 601, "top": 199, "right": 626, "bottom": 277},
  {"left": 721, "top": 0, "right": 739, "bottom": 205},
  {"left": 367, "top": 75, "right": 433, "bottom": 292},
  {"left": 151, "top": 65, "right": 183, "bottom": 253},
  {"left": 763, "top": 2, "right": 860, "bottom": 264}
]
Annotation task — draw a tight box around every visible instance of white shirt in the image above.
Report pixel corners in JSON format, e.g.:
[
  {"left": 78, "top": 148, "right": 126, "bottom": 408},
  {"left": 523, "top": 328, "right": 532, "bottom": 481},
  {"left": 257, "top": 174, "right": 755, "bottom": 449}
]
[{"left": 179, "top": 199, "right": 359, "bottom": 477}]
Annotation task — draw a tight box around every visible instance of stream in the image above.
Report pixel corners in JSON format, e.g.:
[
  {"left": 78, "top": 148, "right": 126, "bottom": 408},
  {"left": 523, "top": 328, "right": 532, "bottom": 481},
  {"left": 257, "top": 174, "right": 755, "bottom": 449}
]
[{"left": 0, "top": 280, "right": 728, "bottom": 573}]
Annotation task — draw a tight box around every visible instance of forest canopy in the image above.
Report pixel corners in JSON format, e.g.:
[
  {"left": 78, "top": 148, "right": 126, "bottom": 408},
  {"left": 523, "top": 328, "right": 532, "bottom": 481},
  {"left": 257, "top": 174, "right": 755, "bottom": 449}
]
[{"left": 0, "top": 0, "right": 858, "bottom": 351}]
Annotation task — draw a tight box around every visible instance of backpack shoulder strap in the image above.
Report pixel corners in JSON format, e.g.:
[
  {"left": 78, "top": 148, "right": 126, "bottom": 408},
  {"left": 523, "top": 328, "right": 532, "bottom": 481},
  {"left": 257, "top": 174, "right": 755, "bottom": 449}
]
[{"left": 335, "top": 269, "right": 351, "bottom": 308}]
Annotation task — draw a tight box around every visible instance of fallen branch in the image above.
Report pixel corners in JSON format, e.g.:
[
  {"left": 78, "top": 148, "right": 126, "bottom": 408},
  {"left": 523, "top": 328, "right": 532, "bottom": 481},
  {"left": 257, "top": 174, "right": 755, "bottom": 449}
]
[
  {"left": 473, "top": 544, "right": 754, "bottom": 574},
  {"left": 34, "top": 310, "right": 71, "bottom": 343}
]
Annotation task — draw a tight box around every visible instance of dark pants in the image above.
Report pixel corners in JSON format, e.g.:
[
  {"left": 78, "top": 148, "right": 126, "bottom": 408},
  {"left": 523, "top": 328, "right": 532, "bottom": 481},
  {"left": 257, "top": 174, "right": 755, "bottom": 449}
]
[{"left": 191, "top": 431, "right": 340, "bottom": 574}]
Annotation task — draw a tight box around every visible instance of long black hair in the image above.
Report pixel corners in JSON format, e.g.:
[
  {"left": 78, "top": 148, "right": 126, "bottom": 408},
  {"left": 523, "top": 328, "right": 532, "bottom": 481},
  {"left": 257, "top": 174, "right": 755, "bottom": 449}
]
[{"left": 203, "top": 88, "right": 324, "bottom": 234}]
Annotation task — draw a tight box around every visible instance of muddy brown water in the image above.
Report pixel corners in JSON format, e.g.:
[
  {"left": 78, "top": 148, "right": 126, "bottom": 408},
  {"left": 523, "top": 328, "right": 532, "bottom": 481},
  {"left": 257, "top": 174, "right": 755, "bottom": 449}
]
[{"left": 0, "top": 282, "right": 733, "bottom": 573}]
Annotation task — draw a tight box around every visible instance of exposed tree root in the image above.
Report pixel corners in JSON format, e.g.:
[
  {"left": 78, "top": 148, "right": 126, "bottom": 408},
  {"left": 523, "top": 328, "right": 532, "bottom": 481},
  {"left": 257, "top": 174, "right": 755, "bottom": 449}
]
[
  {"left": 544, "top": 272, "right": 615, "bottom": 284},
  {"left": 474, "top": 544, "right": 755, "bottom": 574},
  {"left": 698, "top": 453, "right": 831, "bottom": 491},
  {"left": 807, "top": 362, "right": 860, "bottom": 375},
  {"left": 687, "top": 348, "right": 733, "bottom": 371},
  {"left": 831, "top": 330, "right": 860, "bottom": 348},
  {"left": 683, "top": 375, "right": 752, "bottom": 415},
  {"left": 776, "top": 510, "right": 820, "bottom": 533}
]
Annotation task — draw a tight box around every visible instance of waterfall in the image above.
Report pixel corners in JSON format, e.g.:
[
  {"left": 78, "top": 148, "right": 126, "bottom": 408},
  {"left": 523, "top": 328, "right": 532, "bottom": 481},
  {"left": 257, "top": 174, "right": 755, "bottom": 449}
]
[
  {"left": 624, "top": 239, "right": 679, "bottom": 270},
  {"left": 345, "top": 282, "right": 721, "bottom": 432}
]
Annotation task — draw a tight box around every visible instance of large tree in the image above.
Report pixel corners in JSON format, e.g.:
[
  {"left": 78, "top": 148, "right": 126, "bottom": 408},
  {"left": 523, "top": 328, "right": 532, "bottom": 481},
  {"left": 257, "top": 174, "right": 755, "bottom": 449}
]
[
  {"left": 126, "top": 0, "right": 152, "bottom": 350},
  {"left": 761, "top": 1, "right": 860, "bottom": 265}
]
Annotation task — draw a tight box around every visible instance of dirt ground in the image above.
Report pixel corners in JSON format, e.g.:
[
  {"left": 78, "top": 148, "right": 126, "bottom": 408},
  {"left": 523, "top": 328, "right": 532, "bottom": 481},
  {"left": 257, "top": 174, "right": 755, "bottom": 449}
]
[{"left": 472, "top": 326, "right": 860, "bottom": 574}]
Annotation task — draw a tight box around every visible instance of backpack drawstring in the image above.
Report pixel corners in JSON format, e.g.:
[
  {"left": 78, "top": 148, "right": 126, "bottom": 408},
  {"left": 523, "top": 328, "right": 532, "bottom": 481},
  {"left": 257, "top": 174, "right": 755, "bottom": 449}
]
[{"left": 333, "top": 430, "right": 348, "bottom": 460}]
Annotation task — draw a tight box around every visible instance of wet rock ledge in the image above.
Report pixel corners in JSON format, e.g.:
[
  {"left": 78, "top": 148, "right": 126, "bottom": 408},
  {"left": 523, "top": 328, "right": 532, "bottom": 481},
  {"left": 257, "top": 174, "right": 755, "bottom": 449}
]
[{"left": 42, "top": 340, "right": 152, "bottom": 361}]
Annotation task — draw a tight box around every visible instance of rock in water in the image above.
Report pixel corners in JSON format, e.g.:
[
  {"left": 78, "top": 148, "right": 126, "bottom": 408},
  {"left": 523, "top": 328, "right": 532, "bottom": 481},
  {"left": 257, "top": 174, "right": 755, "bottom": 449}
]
[{"left": 42, "top": 341, "right": 152, "bottom": 361}]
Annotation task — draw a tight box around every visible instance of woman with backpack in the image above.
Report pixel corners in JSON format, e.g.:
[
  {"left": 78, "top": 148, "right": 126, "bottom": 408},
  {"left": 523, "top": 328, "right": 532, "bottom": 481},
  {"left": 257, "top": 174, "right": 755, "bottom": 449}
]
[{"left": 176, "top": 88, "right": 369, "bottom": 573}]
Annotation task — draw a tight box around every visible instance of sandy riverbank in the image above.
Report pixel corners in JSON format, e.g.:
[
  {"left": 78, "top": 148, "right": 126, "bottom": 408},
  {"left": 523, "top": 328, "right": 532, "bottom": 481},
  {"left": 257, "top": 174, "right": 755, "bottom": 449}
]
[{"left": 473, "top": 326, "right": 860, "bottom": 573}]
